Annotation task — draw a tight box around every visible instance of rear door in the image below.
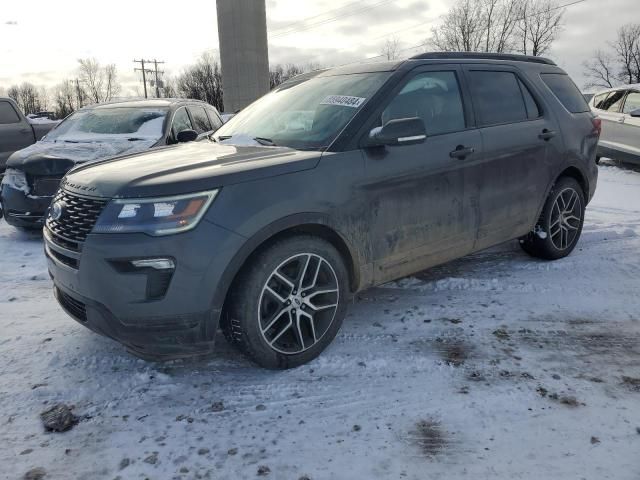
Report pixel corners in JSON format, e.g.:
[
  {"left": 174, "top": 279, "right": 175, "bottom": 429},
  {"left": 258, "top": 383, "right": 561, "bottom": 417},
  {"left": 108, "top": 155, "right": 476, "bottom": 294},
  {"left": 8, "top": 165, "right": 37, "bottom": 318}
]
[
  {"left": 0, "top": 100, "right": 34, "bottom": 168},
  {"left": 618, "top": 90, "right": 640, "bottom": 161},
  {"left": 463, "top": 66, "right": 561, "bottom": 248},
  {"left": 594, "top": 88, "right": 629, "bottom": 155},
  {"left": 362, "top": 66, "right": 482, "bottom": 283}
]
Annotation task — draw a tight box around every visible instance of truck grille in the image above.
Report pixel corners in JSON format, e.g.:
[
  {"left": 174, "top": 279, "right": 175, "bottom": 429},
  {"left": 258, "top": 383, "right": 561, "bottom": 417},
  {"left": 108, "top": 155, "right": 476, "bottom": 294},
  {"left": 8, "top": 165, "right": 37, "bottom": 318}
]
[
  {"left": 56, "top": 288, "right": 87, "bottom": 322},
  {"left": 46, "top": 191, "right": 108, "bottom": 244}
]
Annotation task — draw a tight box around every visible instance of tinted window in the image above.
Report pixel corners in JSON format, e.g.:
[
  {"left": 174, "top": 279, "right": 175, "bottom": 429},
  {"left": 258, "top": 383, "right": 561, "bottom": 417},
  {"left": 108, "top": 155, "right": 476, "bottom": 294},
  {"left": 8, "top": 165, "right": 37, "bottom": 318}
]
[
  {"left": 382, "top": 71, "right": 465, "bottom": 135},
  {"left": 469, "top": 71, "right": 528, "bottom": 126},
  {"left": 540, "top": 73, "right": 590, "bottom": 113},
  {"left": 172, "top": 107, "right": 192, "bottom": 137},
  {"left": 189, "top": 106, "right": 212, "bottom": 134},
  {"left": 519, "top": 79, "right": 541, "bottom": 119},
  {"left": 622, "top": 92, "right": 640, "bottom": 114},
  {"left": 599, "top": 90, "right": 627, "bottom": 112},
  {"left": 207, "top": 108, "right": 223, "bottom": 130},
  {"left": 0, "top": 101, "right": 21, "bottom": 124},
  {"left": 593, "top": 92, "right": 611, "bottom": 110}
]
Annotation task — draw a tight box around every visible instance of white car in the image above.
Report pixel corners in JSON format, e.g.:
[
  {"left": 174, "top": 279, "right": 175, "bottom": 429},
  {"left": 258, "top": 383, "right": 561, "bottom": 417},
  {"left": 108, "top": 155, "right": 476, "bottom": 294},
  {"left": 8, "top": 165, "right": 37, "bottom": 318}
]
[{"left": 590, "top": 85, "right": 640, "bottom": 164}]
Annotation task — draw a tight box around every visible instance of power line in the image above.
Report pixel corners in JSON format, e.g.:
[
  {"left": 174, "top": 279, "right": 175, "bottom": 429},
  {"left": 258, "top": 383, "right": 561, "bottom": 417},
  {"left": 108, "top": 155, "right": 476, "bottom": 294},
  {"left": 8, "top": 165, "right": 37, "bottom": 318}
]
[
  {"left": 134, "top": 59, "right": 165, "bottom": 99},
  {"left": 269, "top": 0, "right": 367, "bottom": 35},
  {"left": 269, "top": 0, "right": 396, "bottom": 39}
]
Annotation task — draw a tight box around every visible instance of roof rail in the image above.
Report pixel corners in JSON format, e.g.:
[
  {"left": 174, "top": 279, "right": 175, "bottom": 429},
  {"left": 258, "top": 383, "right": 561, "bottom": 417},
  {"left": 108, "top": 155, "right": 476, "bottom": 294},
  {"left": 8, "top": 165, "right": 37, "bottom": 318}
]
[{"left": 410, "top": 52, "right": 556, "bottom": 66}]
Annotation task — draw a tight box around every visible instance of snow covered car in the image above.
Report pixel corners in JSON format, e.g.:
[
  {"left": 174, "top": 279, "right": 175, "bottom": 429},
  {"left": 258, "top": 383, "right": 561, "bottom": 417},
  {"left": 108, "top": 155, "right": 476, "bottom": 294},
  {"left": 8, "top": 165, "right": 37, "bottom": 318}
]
[{"left": 1, "top": 99, "right": 223, "bottom": 229}]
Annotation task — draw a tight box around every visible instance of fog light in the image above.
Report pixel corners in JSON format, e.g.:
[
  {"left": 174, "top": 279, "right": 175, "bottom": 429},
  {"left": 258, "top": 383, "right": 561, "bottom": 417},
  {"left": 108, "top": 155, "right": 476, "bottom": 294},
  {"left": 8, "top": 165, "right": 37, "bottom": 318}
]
[{"left": 131, "top": 258, "right": 175, "bottom": 270}]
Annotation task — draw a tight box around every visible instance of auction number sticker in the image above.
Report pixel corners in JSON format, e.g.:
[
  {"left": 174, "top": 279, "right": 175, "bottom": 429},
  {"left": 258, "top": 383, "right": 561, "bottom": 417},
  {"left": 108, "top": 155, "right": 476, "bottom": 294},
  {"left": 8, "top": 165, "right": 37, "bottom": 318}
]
[{"left": 320, "top": 95, "right": 366, "bottom": 108}]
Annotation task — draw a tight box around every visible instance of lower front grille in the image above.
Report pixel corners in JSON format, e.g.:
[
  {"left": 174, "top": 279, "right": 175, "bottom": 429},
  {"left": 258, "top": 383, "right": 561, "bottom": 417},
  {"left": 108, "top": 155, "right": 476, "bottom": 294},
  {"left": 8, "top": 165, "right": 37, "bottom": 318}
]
[
  {"left": 32, "top": 177, "right": 63, "bottom": 197},
  {"left": 46, "top": 246, "right": 78, "bottom": 269},
  {"left": 56, "top": 288, "right": 87, "bottom": 322}
]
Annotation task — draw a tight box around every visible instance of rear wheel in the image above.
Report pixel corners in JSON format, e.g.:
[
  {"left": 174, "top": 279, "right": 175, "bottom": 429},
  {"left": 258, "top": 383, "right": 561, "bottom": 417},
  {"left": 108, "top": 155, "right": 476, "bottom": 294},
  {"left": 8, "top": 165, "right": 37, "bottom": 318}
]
[
  {"left": 520, "top": 176, "right": 585, "bottom": 260},
  {"left": 222, "top": 235, "right": 349, "bottom": 369}
]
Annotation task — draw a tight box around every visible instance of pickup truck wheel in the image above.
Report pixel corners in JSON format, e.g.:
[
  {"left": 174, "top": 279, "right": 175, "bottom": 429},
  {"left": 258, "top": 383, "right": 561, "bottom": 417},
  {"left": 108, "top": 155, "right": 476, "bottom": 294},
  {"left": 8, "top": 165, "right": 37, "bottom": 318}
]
[
  {"left": 222, "top": 235, "right": 349, "bottom": 369},
  {"left": 520, "top": 176, "right": 585, "bottom": 260}
]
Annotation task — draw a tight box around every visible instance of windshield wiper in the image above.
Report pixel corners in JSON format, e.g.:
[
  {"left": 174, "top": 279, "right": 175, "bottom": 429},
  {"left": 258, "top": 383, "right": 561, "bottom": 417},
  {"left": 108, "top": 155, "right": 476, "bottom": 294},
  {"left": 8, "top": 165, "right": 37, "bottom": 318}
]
[
  {"left": 127, "top": 137, "right": 146, "bottom": 142},
  {"left": 217, "top": 135, "right": 233, "bottom": 141},
  {"left": 253, "top": 137, "right": 277, "bottom": 146}
]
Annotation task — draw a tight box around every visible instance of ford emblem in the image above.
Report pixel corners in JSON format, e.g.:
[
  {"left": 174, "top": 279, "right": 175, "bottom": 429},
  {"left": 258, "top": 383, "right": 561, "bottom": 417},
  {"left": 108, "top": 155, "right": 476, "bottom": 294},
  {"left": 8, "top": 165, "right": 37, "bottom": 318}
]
[{"left": 50, "top": 201, "right": 65, "bottom": 221}]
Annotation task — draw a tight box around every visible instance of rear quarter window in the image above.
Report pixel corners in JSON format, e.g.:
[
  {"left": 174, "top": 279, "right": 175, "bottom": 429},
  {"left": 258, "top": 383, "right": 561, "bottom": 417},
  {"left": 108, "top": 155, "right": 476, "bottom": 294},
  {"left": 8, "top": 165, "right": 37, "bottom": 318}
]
[
  {"left": 540, "top": 73, "right": 590, "bottom": 113},
  {"left": 0, "top": 101, "right": 21, "bottom": 124}
]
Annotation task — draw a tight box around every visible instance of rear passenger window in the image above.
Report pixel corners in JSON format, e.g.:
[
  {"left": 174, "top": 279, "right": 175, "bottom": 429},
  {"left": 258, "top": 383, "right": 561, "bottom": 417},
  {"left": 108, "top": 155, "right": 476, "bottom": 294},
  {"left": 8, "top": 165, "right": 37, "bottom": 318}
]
[
  {"left": 381, "top": 71, "right": 466, "bottom": 136},
  {"left": 189, "top": 106, "right": 212, "bottom": 134},
  {"left": 623, "top": 92, "right": 640, "bottom": 114},
  {"left": 518, "top": 79, "right": 541, "bottom": 119},
  {"left": 540, "top": 73, "right": 590, "bottom": 113},
  {"left": 0, "top": 101, "right": 20, "bottom": 124},
  {"left": 468, "top": 71, "right": 528, "bottom": 126}
]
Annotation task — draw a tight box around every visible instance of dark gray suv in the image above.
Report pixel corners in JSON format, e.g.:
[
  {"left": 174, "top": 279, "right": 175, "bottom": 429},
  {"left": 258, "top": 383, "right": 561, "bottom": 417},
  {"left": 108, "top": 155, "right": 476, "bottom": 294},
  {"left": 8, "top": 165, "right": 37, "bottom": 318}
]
[{"left": 44, "top": 53, "right": 600, "bottom": 368}]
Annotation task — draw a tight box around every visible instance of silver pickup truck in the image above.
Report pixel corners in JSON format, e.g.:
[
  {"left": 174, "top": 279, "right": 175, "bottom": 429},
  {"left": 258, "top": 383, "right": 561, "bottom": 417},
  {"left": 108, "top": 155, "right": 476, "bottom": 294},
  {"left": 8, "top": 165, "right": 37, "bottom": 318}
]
[{"left": 0, "top": 97, "right": 58, "bottom": 173}]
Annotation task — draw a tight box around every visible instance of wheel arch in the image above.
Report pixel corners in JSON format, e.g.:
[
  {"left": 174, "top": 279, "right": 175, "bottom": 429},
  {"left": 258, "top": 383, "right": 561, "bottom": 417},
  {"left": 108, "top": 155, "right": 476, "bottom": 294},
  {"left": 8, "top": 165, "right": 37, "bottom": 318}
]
[
  {"left": 533, "top": 165, "right": 589, "bottom": 228},
  {"left": 212, "top": 214, "right": 362, "bottom": 322}
]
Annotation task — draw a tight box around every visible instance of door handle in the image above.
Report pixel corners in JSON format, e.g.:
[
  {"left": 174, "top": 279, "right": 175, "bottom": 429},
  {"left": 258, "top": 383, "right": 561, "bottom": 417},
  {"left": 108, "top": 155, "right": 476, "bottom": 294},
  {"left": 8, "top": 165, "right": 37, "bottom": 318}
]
[
  {"left": 538, "top": 129, "right": 556, "bottom": 141},
  {"left": 616, "top": 117, "right": 625, "bottom": 123},
  {"left": 449, "top": 145, "right": 475, "bottom": 159},
  {"left": 19, "top": 128, "right": 30, "bottom": 134}
]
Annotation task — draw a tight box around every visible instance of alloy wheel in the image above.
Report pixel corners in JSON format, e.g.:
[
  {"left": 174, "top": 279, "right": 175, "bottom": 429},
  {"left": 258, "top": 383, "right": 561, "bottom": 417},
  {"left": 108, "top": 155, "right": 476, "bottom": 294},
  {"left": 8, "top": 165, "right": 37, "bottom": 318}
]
[
  {"left": 258, "top": 253, "right": 340, "bottom": 354},
  {"left": 549, "top": 187, "right": 582, "bottom": 251}
]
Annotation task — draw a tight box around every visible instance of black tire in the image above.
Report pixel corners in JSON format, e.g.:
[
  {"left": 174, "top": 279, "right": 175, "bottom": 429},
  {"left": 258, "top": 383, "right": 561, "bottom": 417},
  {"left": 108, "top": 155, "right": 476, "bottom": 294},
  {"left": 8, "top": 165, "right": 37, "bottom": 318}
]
[
  {"left": 221, "top": 235, "right": 350, "bottom": 369},
  {"left": 520, "top": 176, "right": 585, "bottom": 260}
]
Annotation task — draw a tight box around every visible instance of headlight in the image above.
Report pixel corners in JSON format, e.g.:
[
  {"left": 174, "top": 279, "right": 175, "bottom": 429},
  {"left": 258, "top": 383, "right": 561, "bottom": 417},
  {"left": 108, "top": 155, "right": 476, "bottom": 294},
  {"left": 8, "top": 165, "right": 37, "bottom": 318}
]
[
  {"left": 93, "top": 190, "right": 218, "bottom": 236},
  {"left": 1, "top": 168, "right": 29, "bottom": 194}
]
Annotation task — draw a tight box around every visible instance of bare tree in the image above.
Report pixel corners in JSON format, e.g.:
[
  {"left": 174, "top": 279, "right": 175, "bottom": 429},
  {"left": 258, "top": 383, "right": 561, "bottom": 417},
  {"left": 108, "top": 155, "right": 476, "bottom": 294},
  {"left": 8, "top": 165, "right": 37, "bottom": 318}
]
[
  {"left": 431, "top": 0, "right": 485, "bottom": 52},
  {"left": 611, "top": 24, "right": 640, "bottom": 84},
  {"left": 7, "top": 83, "right": 44, "bottom": 115},
  {"left": 53, "top": 80, "right": 78, "bottom": 119},
  {"left": 516, "top": 0, "right": 564, "bottom": 56},
  {"left": 78, "top": 58, "right": 121, "bottom": 104},
  {"left": 269, "top": 64, "right": 305, "bottom": 89},
  {"left": 481, "top": 0, "right": 521, "bottom": 53},
  {"left": 380, "top": 36, "right": 401, "bottom": 60},
  {"left": 583, "top": 50, "right": 617, "bottom": 89},
  {"left": 174, "top": 52, "right": 224, "bottom": 111}
]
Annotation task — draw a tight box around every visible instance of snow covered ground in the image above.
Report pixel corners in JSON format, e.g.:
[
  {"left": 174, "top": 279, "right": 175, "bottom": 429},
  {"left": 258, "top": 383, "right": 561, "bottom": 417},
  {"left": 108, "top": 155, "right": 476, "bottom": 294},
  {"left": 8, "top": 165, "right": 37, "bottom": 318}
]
[{"left": 2, "top": 162, "right": 640, "bottom": 480}]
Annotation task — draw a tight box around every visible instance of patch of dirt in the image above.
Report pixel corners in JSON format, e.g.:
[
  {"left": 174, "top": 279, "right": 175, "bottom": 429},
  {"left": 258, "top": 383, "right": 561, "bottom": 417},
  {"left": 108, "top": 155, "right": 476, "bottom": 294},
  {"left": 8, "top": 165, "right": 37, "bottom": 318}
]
[
  {"left": 433, "top": 338, "right": 471, "bottom": 367},
  {"left": 409, "top": 420, "right": 448, "bottom": 458},
  {"left": 621, "top": 376, "right": 640, "bottom": 392},
  {"left": 40, "top": 404, "right": 78, "bottom": 433}
]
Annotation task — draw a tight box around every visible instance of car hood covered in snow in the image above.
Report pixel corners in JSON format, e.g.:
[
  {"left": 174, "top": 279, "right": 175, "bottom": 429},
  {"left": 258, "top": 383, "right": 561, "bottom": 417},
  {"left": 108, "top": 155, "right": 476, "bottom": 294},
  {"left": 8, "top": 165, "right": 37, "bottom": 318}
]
[
  {"left": 61, "top": 141, "right": 321, "bottom": 199},
  {"left": 6, "top": 139, "right": 158, "bottom": 176}
]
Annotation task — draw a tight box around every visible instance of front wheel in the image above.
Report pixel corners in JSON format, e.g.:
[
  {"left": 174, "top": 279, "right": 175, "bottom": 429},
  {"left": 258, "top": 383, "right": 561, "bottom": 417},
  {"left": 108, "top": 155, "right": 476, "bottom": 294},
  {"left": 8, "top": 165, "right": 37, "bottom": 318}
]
[
  {"left": 520, "top": 176, "right": 585, "bottom": 260},
  {"left": 222, "top": 235, "right": 350, "bottom": 369}
]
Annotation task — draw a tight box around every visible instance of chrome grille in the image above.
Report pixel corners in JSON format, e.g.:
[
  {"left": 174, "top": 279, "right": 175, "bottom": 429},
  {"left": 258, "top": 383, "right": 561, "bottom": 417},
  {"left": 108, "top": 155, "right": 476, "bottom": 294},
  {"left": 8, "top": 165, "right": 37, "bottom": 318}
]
[{"left": 46, "top": 190, "right": 108, "bottom": 243}]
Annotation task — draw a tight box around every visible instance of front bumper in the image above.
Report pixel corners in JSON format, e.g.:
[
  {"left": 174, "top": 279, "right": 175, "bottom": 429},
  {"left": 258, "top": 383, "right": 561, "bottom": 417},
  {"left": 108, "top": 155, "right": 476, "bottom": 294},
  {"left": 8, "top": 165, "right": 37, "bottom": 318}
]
[
  {"left": 45, "top": 220, "right": 246, "bottom": 360},
  {"left": 0, "top": 184, "right": 52, "bottom": 228}
]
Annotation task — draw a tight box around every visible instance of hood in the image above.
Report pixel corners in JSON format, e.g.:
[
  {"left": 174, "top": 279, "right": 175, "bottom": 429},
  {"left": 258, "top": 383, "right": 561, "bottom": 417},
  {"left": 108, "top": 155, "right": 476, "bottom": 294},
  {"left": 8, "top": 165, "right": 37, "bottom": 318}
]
[
  {"left": 61, "top": 141, "right": 321, "bottom": 199},
  {"left": 6, "top": 139, "right": 157, "bottom": 176}
]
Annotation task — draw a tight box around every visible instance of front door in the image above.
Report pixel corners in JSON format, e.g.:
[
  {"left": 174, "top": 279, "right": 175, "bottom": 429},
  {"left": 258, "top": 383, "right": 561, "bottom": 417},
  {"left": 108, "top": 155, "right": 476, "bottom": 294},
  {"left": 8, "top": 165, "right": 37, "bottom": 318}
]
[
  {"left": 618, "top": 90, "right": 640, "bottom": 161},
  {"left": 361, "top": 67, "right": 482, "bottom": 284}
]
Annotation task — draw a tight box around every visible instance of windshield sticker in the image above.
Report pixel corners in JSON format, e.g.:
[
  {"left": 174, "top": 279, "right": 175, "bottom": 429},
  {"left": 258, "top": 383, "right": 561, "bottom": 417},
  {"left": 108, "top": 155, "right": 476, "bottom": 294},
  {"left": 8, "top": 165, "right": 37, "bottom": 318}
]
[{"left": 320, "top": 95, "right": 366, "bottom": 108}]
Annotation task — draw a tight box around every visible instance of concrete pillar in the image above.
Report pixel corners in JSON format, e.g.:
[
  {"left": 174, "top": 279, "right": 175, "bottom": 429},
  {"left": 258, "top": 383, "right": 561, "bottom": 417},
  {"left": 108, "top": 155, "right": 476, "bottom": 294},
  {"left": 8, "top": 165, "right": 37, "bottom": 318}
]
[{"left": 216, "top": 0, "right": 270, "bottom": 113}]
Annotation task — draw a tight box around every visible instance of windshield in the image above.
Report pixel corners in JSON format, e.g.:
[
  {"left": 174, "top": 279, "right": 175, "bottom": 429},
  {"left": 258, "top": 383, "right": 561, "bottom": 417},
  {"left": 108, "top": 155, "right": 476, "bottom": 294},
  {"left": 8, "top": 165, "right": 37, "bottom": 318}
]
[
  {"left": 214, "top": 72, "right": 391, "bottom": 150},
  {"left": 46, "top": 107, "right": 168, "bottom": 143}
]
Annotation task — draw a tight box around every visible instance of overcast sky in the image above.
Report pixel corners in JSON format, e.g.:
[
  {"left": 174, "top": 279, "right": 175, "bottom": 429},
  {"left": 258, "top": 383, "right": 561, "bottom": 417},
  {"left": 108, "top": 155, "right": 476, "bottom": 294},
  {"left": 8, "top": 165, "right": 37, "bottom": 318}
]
[{"left": 0, "top": 0, "right": 638, "bottom": 96}]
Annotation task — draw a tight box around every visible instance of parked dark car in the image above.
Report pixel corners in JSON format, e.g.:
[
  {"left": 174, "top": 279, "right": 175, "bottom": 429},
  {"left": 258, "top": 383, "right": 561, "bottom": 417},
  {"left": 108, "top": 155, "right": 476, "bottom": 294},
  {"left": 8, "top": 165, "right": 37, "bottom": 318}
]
[
  {"left": 589, "top": 84, "right": 640, "bottom": 164},
  {"left": 45, "top": 53, "right": 599, "bottom": 368},
  {"left": 1, "top": 98, "right": 223, "bottom": 229},
  {"left": 0, "top": 97, "right": 58, "bottom": 173}
]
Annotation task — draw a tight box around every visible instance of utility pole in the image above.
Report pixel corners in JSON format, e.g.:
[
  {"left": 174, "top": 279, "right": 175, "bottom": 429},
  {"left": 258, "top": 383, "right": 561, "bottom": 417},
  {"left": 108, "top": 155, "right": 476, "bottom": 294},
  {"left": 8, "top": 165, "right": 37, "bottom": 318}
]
[{"left": 134, "top": 59, "right": 165, "bottom": 98}]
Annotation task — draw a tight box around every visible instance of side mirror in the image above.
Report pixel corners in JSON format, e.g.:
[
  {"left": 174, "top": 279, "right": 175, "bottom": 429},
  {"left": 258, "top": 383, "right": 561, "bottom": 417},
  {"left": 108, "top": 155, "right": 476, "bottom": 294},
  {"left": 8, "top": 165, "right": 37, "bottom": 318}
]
[
  {"left": 177, "top": 129, "right": 198, "bottom": 143},
  {"left": 630, "top": 108, "right": 640, "bottom": 118},
  {"left": 367, "top": 117, "right": 426, "bottom": 147}
]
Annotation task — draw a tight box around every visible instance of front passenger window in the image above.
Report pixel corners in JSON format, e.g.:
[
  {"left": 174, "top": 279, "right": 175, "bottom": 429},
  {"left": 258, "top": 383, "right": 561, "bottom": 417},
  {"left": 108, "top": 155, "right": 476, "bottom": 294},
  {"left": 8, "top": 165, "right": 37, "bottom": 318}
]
[
  {"left": 622, "top": 92, "right": 640, "bottom": 114},
  {"left": 171, "top": 107, "right": 193, "bottom": 139},
  {"left": 381, "top": 71, "right": 465, "bottom": 136}
]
